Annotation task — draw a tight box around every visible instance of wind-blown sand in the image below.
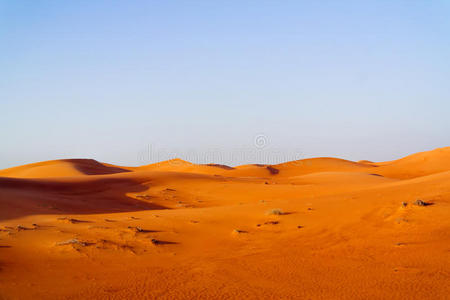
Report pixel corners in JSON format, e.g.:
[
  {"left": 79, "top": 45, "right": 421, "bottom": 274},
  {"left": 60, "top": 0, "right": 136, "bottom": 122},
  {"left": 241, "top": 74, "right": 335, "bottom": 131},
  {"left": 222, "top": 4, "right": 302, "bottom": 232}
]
[{"left": 0, "top": 148, "right": 449, "bottom": 299}]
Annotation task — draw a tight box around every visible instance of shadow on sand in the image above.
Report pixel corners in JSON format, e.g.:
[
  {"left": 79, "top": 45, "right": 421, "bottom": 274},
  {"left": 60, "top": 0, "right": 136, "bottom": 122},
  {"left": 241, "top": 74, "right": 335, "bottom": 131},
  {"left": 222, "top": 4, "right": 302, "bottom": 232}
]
[
  {"left": 0, "top": 175, "right": 167, "bottom": 221},
  {"left": 64, "top": 159, "right": 131, "bottom": 175}
]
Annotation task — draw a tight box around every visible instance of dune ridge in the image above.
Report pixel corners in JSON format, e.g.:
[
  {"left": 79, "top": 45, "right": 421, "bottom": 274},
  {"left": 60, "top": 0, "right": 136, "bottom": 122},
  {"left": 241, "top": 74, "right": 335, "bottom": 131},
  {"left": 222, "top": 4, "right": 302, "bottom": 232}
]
[{"left": 2, "top": 147, "right": 450, "bottom": 179}]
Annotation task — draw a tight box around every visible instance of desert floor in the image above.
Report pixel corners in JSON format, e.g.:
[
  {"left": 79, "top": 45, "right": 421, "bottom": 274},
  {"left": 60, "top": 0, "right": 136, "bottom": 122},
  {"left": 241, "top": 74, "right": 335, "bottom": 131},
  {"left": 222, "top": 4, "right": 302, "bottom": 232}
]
[{"left": 0, "top": 148, "right": 449, "bottom": 299}]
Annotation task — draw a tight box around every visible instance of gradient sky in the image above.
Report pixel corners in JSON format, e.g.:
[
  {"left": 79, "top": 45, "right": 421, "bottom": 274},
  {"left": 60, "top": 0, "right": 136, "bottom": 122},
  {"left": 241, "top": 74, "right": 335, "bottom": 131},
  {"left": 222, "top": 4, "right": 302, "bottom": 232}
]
[{"left": 1, "top": 1, "right": 450, "bottom": 168}]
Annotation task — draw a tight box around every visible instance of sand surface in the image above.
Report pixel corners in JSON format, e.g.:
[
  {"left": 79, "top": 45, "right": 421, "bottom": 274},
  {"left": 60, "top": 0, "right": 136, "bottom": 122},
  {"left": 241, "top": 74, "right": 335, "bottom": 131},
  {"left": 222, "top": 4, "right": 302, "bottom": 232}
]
[{"left": 0, "top": 148, "right": 449, "bottom": 299}]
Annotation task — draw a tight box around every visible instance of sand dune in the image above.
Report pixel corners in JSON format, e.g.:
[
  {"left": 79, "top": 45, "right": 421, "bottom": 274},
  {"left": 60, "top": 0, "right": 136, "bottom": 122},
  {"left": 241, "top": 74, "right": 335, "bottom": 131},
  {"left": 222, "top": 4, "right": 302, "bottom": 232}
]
[
  {"left": 5, "top": 147, "right": 450, "bottom": 180},
  {"left": 373, "top": 147, "right": 450, "bottom": 178},
  {"left": 0, "top": 148, "right": 449, "bottom": 299},
  {"left": 0, "top": 159, "right": 131, "bottom": 178}
]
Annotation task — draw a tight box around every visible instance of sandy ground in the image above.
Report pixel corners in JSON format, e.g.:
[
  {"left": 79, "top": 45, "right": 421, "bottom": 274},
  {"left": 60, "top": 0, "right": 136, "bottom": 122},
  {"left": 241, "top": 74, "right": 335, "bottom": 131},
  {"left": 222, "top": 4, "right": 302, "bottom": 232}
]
[{"left": 0, "top": 148, "right": 449, "bottom": 299}]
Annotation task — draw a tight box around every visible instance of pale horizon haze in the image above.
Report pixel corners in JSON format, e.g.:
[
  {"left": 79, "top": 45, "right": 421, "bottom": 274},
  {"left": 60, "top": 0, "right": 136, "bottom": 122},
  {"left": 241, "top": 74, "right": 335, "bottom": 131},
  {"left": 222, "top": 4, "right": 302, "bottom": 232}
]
[{"left": 1, "top": 1, "right": 450, "bottom": 168}]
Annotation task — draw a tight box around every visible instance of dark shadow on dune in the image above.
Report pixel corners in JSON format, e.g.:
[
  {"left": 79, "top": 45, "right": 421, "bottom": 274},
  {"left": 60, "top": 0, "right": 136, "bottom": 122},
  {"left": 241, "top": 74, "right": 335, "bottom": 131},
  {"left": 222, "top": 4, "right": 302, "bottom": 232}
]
[
  {"left": 0, "top": 176, "right": 168, "bottom": 221},
  {"left": 63, "top": 159, "right": 131, "bottom": 175},
  {"left": 57, "top": 217, "right": 93, "bottom": 224},
  {"left": 266, "top": 166, "right": 279, "bottom": 175},
  {"left": 203, "top": 163, "right": 235, "bottom": 170},
  {"left": 16, "top": 225, "right": 36, "bottom": 230},
  {"left": 128, "top": 226, "right": 161, "bottom": 233},
  {"left": 151, "top": 239, "right": 178, "bottom": 245}
]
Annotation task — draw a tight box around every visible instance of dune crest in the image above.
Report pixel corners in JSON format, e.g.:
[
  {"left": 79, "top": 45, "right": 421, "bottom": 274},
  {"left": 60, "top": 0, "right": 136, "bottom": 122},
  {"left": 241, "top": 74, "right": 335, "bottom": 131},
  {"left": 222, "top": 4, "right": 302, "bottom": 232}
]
[
  {"left": 3, "top": 147, "right": 450, "bottom": 179},
  {"left": 0, "top": 159, "right": 131, "bottom": 178}
]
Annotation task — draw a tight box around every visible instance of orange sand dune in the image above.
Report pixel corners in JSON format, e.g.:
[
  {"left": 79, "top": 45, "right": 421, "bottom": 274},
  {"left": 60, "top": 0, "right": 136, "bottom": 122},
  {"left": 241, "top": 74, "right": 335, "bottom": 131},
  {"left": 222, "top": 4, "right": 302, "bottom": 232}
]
[
  {"left": 373, "top": 147, "right": 450, "bottom": 178},
  {"left": 4, "top": 147, "right": 450, "bottom": 180},
  {"left": 0, "top": 159, "right": 131, "bottom": 178},
  {"left": 0, "top": 148, "right": 449, "bottom": 299}
]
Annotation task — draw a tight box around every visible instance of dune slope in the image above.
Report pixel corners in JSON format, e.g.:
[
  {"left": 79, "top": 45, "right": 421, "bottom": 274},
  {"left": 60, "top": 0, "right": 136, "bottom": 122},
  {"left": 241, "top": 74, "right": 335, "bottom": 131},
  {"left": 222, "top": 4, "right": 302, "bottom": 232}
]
[{"left": 0, "top": 159, "right": 131, "bottom": 178}]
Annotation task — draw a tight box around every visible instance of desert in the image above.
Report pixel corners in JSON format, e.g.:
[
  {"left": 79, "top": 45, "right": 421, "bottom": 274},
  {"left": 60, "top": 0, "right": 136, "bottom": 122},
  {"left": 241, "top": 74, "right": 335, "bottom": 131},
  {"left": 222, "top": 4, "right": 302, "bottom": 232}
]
[
  {"left": 2, "top": 1, "right": 450, "bottom": 298},
  {"left": 0, "top": 148, "right": 449, "bottom": 299}
]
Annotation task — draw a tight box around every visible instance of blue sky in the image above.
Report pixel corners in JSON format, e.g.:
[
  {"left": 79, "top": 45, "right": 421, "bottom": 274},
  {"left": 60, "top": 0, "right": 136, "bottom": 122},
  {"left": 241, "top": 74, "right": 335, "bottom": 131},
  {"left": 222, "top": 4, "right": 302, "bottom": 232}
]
[{"left": 1, "top": 1, "right": 449, "bottom": 168}]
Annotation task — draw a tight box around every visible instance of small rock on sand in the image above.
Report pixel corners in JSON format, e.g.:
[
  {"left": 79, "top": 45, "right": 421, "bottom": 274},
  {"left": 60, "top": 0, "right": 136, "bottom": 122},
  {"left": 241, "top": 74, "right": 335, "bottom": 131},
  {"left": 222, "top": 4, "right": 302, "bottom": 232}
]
[{"left": 413, "top": 199, "right": 430, "bottom": 206}]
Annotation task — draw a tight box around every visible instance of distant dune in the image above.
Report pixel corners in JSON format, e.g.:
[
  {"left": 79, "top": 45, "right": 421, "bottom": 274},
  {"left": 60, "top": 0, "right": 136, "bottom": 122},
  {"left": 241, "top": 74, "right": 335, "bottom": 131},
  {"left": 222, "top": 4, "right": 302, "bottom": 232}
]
[
  {"left": 3, "top": 147, "right": 450, "bottom": 179},
  {"left": 0, "top": 159, "right": 131, "bottom": 178},
  {"left": 0, "top": 148, "right": 449, "bottom": 299}
]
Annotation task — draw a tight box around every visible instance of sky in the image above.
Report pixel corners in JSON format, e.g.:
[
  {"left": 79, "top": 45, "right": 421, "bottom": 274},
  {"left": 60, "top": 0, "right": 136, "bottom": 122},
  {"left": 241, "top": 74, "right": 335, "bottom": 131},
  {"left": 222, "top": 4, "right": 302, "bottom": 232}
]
[{"left": 1, "top": 0, "right": 450, "bottom": 168}]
